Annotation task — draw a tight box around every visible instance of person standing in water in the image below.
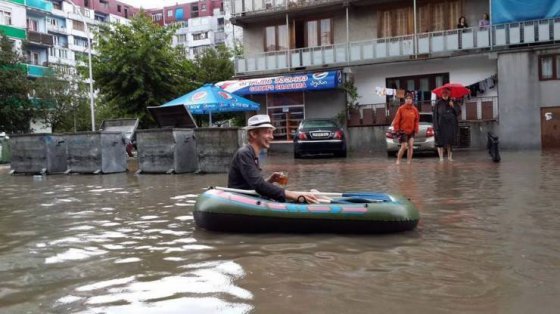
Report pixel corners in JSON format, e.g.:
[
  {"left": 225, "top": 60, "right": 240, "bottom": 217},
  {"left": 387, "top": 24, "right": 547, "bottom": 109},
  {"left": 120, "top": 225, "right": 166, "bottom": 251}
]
[
  {"left": 392, "top": 93, "right": 420, "bottom": 165},
  {"left": 433, "top": 88, "right": 461, "bottom": 161}
]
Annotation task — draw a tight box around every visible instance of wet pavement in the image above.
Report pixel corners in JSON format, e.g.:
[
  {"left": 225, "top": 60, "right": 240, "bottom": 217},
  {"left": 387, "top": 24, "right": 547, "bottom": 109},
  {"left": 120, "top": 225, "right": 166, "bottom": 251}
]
[{"left": 0, "top": 150, "right": 559, "bottom": 313}]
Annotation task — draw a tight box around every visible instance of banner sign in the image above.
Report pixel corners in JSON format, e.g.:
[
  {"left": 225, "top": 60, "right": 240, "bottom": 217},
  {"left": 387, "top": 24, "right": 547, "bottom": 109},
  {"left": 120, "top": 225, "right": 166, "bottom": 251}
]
[
  {"left": 492, "top": 0, "right": 560, "bottom": 24},
  {"left": 216, "top": 71, "right": 342, "bottom": 95}
]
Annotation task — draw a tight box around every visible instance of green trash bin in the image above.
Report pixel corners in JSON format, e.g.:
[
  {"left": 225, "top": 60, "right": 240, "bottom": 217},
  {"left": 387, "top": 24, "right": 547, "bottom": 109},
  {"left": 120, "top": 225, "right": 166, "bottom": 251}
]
[{"left": 0, "top": 135, "right": 10, "bottom": 164}]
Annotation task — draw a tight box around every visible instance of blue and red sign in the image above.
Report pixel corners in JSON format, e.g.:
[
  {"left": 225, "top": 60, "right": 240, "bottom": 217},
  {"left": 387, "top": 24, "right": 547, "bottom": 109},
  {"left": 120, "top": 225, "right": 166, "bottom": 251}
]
[{"left": 217, "top": 71, "right": 342, "bottom": 95}]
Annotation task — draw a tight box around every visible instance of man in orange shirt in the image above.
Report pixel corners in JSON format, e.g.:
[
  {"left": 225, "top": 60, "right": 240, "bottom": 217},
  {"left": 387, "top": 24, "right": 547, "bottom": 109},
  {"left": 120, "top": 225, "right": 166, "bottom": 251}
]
[{"left": 392, "top": 93, "right": 420, "bottom": 165}]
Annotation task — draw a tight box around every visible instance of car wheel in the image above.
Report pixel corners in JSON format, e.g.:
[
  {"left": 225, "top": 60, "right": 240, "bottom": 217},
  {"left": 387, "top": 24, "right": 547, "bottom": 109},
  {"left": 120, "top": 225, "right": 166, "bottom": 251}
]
[{"left": 336, "top": 150, "right": 347, "bottom": 158}]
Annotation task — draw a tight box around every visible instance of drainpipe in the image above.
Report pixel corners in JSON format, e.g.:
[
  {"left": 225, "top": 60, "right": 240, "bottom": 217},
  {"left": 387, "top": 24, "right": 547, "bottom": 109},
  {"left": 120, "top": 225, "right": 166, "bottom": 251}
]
[
  {"left": 346, "top": 5, "right": 349, "bottom": 64},
  {"left": 489, "top": 0, "right": 493, "bottom": 49},
  {"left": 286, "top": 13, "right": 290, "bottom": 69},
  {"left": 413, "top": 0, "right": 417, "bottom": 58}
]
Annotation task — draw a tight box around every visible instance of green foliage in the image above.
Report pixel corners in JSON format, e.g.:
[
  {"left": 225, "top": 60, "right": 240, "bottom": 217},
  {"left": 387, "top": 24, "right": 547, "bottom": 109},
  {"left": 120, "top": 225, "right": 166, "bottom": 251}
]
[
  {"left": 32, "top": 68, "right": 91, "bottom": 133},
  {"left": 0, "top": 32, "right": 33, "bottom": 134},
  {"left": 192, "top": 44, "right": 234, "bottom": 84},
  {"left": 90, "top": 13, "right": 194, "bottom": 127}
]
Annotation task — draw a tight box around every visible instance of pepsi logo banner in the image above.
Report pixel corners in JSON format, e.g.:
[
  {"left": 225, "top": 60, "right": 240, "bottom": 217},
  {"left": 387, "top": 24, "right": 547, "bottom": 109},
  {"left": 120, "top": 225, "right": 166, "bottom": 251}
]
[{"left": 217, "top": 71, "right": 342, "bottom": 95}]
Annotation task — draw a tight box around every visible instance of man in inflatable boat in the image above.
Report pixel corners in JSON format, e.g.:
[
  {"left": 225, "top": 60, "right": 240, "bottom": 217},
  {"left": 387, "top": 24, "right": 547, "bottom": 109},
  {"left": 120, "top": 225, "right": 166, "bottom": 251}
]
[{"left": 228, "top": 114, "right": 319, "bottom": 204}]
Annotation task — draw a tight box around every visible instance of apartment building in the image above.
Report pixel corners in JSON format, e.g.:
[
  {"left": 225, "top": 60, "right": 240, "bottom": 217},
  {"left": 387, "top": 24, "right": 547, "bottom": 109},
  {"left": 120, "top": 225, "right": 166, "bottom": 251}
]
[
  {"left": 148, "top": 0, "right": 242, "bottom": 58},
  {"left": 223, "top": 0, "right": 560, "bottom": 150},
  {"left": 0, "top": 0, "right": 138, "bottom": 78}
]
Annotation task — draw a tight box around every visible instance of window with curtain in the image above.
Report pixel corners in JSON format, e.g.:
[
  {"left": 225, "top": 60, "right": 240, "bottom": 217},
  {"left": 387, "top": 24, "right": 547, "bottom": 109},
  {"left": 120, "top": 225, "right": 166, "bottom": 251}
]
[
  {"left": 265, "top": 24, "right": 289, "bottom": 51},
  {"left": 380, "top": 0, "right": 461, "bottom": 37},
  {"left": 539, "top": 55, "right": 556, "bottom": 80},
  {"left": 265, "top": 26, "right": 276, "bottom": 51},
  {"left": 305, "top": 18, "right": 332, "bottom": 47}
]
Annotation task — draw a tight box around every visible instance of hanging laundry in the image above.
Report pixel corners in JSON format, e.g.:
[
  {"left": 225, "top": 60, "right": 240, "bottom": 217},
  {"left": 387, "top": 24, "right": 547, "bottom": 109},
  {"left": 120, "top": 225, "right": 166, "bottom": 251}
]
[
  {"left": 386, "top": 88, "right": 396, "bottom": 96},
  {"left": 375, "top": 87, "right": 387, "bottom": 97},
  {"left": 486, "top": 77, "right": 495, "bottom": 89},
  {"left": 396, "top": 89, "right": 405, "bottom": 99}
]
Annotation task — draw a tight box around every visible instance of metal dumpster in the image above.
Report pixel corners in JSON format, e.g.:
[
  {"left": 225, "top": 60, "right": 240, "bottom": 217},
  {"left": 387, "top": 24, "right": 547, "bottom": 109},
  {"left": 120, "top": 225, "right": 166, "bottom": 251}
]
[
  {"left": 100, "top": 119, "right": 139, "bottom": 156},
  {"left": 136, "top": 128, "right": 198, "bottom": 174},
  {"left": 9, "top": 133, "right": 67, "bottom": 174},
  {"left": 195, "top": 128, "right": 243, "bottom": 173},
  {"left": 65, "top": 131, "right": 127, "bottom": 174},
  {"left": 0, "top": 134, "right": 10, "bottom": 164}
]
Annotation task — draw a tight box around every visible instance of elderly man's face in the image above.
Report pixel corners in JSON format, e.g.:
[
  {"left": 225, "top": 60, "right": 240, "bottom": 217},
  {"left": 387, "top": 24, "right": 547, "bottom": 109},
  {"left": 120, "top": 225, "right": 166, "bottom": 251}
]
[
  {"left": 442, "top": 89, "right": 450, "bottom": 99},
  {"left": 249, "top": 128, "right": 274, "bottom": 149}
]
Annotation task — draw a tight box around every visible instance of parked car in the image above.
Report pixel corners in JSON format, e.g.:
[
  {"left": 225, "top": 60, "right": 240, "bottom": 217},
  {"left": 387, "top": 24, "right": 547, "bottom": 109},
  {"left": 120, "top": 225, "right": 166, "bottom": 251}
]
[
  {"left": 293, "top": 119, "right": 347, "bottom": 158},
  {"left": 386, "top": 112, "right": 436, "bottom": 156}
]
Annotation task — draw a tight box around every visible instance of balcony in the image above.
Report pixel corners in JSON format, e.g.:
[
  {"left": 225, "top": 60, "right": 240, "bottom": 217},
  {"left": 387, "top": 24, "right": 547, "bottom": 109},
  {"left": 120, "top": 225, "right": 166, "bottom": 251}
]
[
  {"left": 231, "top": 0, "right": 341, "bottom": 17},
  {"left": 26, "top": 0, "right": 53, "bottom": 13},
  {"left": 0, "top": 24, "right": 26, "bottom": 40},
  {"left": 235, "top": 17, "right": 560, "bottom": 75},
  {"left": 26, "top": 64, "right": 52, "bottom": 77},
  {"left": 47, "top": 24, "right": 68, "bottom": 34},
  {"left": 26, "top": 30, "right": 54, "bottom": 46},
  {"left": 7, "top": 0, "right": 25, "bottom": 5}
]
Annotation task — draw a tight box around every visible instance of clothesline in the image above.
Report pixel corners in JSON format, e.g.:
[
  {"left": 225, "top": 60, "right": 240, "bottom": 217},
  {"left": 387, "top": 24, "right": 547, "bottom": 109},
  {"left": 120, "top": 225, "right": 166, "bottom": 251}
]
[{"left": 374, "top": 74, "right": 497, "bottom": 101}]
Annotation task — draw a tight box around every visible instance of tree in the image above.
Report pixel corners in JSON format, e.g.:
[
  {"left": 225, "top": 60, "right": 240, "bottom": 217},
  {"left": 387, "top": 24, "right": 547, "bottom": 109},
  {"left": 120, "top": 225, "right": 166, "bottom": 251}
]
[
  {"left": 192, "top": 44, "right": 234, "bottom": 84},
  {"left": 90, "top": 13, "right": 195, "bottom": 127},
  {"left": 32, "top": 68, "right": 91, "bottom": 132},
  {"left": 0, "top": 33, "right": 34, "bottom": 134}
]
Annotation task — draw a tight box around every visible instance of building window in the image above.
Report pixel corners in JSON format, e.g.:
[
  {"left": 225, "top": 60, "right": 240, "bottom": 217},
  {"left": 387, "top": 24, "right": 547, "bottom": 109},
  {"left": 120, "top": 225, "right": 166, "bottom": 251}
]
[
  {"left": 264, "top": 24, "right": 288, "bottom": 52},
  {"left": 168, "top": 10, "right": 173, "bottom": 17},
  {"left": 100, "top": 0, "right": 109, "bottom": 9},
  {"left": 27, "top": 19, "right": 39, "bottom": 31},
  {"left": 201, "top": 3, "right": 207, "bottom": 11},
  {"left": 0, "top": 9, "right": 12, "bottom": 26},
  {"left": 53, "top": 2, "right": 62, "bottom": 10},
  {"left": 177, "top": 34, "right": 187, "bottom": 44},
  {"left": 74, "top": 36, "right": 89, "bottom": 48},
  {"left": 117, "top": 5, "right": 121, "bottom": 12},
  {"left": 192, "top": 4, "right": 199, "bottom": 17},
  {"left": 152, "top": 13, "right": 163, "bottom": 22},
  {"left": 386, "top": 73, "right": 450, "bottom": 108},
  {"left": 539, "top": 55, "right": 560, "bottom": 80},
  {"left": 193, "top": 32, "right": 208, "bottom": 41},
  {"left": 73, "top": 20, "right": 85, "bottom": 31}
]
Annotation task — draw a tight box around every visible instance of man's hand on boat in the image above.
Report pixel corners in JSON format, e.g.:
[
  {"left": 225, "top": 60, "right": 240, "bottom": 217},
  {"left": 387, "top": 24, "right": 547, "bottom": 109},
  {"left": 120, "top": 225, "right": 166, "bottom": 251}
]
[{"left": 285, "top": 191, "right": 319, "bottom": 204}]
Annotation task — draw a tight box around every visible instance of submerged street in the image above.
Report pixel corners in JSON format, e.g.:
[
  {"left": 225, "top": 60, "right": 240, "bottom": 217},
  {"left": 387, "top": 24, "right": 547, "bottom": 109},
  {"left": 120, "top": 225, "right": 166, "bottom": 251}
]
[{"left": 0, "top": 151, "right": 559, "bottom": 313}]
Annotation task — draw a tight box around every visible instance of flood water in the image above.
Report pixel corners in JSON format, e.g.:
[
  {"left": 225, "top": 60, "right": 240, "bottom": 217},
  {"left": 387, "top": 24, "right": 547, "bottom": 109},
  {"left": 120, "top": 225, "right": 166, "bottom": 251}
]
[{"left": 0, "top": 151, "right": 559, "bottom": 314}]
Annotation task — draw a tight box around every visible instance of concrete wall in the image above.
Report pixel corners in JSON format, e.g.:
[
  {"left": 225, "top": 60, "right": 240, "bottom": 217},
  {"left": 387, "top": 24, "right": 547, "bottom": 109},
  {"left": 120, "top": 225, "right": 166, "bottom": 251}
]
[
  {"left": 353, "top": 54, "right": 498, "bottom": 105},
  {"left": 305, "top": 89, "right": 346, "bottom": 120},
  {"left": 497, "top": 51, "right": 539, "bottom": 149}
]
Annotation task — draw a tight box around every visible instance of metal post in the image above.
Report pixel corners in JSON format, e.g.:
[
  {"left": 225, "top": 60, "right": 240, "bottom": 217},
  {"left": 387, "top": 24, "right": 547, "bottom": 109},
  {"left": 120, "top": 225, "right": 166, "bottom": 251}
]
[
  {"left": 286, "top": 13, "right": 290, "bottom": 69},
  {"left": 413, "top": 0, "right": 417, "bottom": 58},
  {"left": 489, "top": 0, "right": 493, "bottom": 49},
  {"left": 67, "top": 0, "right": 95, "bottom": 131},
  {"left": 346, "top": 6, "right": 349, "bottom": 64}
]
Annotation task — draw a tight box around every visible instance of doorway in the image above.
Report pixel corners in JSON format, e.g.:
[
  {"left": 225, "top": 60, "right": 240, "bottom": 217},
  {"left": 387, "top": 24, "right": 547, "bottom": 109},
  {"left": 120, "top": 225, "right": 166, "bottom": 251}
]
[{"left": 541, "top": 107, "right": 560, "bottom": 149}]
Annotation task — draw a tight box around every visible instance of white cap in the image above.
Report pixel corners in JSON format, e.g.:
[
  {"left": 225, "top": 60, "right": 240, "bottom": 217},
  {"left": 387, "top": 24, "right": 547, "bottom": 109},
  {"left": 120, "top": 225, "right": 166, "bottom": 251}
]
[{"left": 244, "top": 114, "right": 276, "bottom": 130}]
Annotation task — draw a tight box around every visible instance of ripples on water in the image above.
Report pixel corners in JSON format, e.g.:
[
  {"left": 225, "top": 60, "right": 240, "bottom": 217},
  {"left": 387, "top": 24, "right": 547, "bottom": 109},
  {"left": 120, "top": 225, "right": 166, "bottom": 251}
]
[{"left": 0, "top": 151, "right": 559, "bottom": 313}]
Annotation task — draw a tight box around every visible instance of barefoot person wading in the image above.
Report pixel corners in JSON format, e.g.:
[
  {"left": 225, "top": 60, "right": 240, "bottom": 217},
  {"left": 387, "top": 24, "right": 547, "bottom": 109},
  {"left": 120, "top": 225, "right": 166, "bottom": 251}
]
[
  {"left": 392, "top": 93, "right": 420, "bottom": 165},
  {"left": 228, "top": 114, "right": 318, "bottom": 204}
]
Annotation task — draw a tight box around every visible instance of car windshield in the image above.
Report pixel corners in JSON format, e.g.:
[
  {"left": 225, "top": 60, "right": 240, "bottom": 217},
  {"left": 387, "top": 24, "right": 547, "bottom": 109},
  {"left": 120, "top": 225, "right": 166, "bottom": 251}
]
[
  {"left": 419, "top": 114, "right": 433, "bottom": 124},
  {"left": 302, "top": 120, "right": 338, "bottom": 128}
]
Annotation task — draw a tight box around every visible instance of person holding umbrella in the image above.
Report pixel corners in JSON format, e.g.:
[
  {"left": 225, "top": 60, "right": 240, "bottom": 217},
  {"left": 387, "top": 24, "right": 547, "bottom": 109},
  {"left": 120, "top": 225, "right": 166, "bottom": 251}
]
[
  {"left": 392, "top": 93, "right": 420, "bottom": 165},
  {"left": 432, "top": 85, "right": 465, "bottom": 161}
]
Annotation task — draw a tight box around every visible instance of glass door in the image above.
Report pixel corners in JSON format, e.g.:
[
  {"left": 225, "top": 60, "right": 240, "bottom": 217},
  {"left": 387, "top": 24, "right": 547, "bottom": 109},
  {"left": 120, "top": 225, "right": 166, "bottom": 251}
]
[{"left": 267, "top": 92, "right": 305, "bottom": 141}]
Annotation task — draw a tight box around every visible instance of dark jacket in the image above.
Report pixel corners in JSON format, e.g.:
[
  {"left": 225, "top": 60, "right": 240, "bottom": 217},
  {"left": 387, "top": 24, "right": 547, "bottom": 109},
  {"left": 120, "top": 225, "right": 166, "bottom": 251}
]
[{"left": 228, "top": 144, "right": 286, "bottom": 202}]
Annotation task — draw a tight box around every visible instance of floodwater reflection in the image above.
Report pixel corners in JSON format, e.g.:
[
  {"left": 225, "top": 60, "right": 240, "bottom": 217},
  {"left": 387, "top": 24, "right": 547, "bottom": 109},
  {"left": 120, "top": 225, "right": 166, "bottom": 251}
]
[{"left": 0, "top": 151, "right": 559, "bottom": 313}]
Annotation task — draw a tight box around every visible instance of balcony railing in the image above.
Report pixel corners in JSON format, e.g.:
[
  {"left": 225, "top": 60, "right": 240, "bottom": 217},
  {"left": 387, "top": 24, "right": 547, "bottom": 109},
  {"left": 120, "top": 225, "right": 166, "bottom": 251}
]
[
  {"left": 26, "top": 64, "right": 52, "bottom": 77},
  {"left": 47, "top": 24, "right": 67, "bottom": 34},
  {"left": 231, "top": 0, "right": 339, "bottom": 16},
  {"left": 26, "top": 30, "right": 54, "bottom": 46},
  {"left": 236, "top": 17, "right": 560, "bottom": 75},
  {"left": 347, "top": 97, "right": 499, "bottom": 127},
  {"left": 26, "top": 0, "right": 53, "bottom": 13}
]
